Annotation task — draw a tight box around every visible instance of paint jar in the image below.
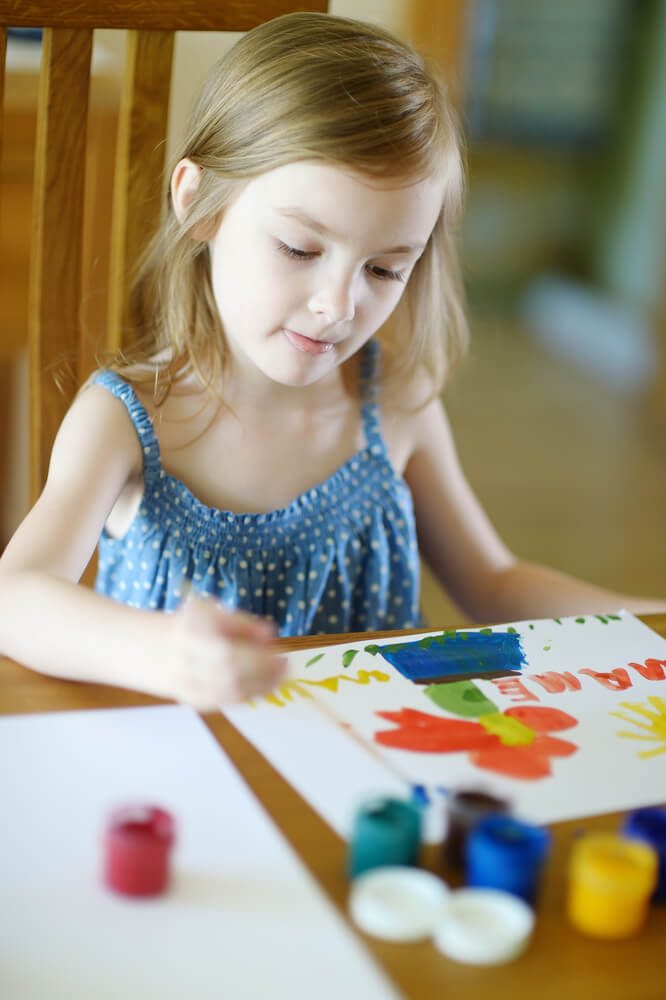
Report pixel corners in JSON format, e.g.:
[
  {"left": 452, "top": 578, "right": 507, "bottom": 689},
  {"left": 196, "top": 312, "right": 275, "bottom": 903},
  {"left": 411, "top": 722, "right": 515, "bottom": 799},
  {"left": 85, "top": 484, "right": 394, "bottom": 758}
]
[
  {"left": 567, "top": 832, "right": 658, "bottom": 938},
  {"left": 348, "top": 796, "right": 422, "bottom": 879},
  {"left": 466, "top": 814, "right": 550, "bottom": 904},
  {"left": 622, "top": 807, "right": 666, "bottom": 901},
  {"left": 104, "top": 804, "right": 176, "bottom": 897},
  {"left": 443, "top": 789, "right": 510, "bottom": 869}
]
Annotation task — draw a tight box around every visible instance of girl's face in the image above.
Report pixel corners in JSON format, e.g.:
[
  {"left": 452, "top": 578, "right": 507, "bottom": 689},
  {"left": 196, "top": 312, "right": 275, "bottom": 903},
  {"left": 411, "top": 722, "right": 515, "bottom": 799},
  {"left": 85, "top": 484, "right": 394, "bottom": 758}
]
[{"left": 208, "top": 161, "right": 444, "bottom": 389}]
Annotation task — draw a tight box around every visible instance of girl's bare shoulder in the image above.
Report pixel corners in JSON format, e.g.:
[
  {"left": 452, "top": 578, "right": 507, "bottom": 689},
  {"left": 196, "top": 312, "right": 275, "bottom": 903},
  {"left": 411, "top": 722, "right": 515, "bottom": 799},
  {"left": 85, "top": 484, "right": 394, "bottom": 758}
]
[
  {"left": 89, "top": 360, "right": 218, "bottom": 450},
  {"left": 66, "top": 378, "right": 145, "bottom": 477},
  {"left": 379, "top": 366, "right": 444, "bottom": 474}
]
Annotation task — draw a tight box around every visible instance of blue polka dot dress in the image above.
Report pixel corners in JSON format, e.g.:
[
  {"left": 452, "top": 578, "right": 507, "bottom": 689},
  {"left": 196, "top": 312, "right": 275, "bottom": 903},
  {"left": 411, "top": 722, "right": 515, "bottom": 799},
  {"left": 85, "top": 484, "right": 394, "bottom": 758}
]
[{"left": 93, "top": 340, "right": 422, "bottom": 636}]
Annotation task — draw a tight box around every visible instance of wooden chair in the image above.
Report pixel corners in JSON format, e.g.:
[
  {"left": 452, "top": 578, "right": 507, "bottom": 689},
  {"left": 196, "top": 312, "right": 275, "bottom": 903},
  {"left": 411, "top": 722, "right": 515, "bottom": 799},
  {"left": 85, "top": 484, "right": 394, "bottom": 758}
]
[{"left": 0, "top": 0, "right": 327, "bottom": 523}]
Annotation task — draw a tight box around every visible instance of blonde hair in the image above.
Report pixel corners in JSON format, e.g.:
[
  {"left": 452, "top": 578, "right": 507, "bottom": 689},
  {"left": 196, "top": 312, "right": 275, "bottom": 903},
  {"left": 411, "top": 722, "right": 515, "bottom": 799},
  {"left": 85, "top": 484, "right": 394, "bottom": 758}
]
[{"left": 125, "top": 11, "right": 467, "bottom": 402}]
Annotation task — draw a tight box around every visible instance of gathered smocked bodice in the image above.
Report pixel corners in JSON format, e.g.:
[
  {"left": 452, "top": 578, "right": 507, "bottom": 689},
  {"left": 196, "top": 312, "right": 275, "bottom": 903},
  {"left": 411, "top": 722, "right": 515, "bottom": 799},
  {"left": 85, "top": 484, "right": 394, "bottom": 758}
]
[{"left": 93, "top": 340, "right": 421, "bottom": 636}]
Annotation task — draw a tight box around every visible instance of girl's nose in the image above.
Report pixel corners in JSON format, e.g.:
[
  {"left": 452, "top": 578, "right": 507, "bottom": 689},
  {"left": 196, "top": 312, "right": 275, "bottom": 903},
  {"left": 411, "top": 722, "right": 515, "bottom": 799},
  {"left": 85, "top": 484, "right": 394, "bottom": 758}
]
[{"left": 308, "top": 272, "right": 356, "bottom": 324}]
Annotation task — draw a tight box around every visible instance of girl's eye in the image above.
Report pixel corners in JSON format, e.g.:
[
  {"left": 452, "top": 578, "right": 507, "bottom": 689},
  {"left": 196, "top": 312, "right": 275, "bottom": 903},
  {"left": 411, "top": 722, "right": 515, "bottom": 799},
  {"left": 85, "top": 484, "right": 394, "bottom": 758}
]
[
  {"left": 367, "top": 264, "right": 405, "bottom": 283},
  {"left": 277, "top": 241, "right": 317, "bottom": 260},
  {"left": 276, "top": 240, "right": 405, "bottom": 282}
]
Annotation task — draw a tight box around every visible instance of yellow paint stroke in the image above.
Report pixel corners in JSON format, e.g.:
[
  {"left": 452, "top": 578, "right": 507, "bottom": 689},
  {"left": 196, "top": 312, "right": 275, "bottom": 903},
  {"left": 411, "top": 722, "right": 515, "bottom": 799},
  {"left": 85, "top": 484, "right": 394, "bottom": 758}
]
[
  {"left": 611, "top": 696, "right": 666, "bottom": 759},
  {"left": 258, "top": 669, "right": 391, "bottom": 708},
  {"left": 478, "top": 712, "right": 536, "bottom": 747}
]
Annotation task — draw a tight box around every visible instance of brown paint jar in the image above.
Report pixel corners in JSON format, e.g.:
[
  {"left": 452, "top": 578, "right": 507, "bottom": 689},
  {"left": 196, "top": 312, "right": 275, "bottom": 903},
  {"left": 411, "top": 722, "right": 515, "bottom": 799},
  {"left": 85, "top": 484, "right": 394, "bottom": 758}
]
[{"left": 444, "top": 789, "right": 510, "bottom": 869}]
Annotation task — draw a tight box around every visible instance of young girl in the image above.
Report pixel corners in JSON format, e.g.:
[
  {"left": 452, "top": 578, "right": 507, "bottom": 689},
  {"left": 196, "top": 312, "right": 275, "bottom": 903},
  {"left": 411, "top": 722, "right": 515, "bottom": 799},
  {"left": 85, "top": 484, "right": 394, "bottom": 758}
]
[{"left": 0, "top": 13, "right": 663, "bottom": 710}]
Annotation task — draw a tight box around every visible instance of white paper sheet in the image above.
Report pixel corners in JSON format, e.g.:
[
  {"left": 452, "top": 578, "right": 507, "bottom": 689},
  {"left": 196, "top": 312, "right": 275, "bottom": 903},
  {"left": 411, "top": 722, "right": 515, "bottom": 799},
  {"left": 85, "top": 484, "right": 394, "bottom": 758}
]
[
  {"left": 0, "top": 704, "right": 402, "bottom": 1000},
  {"left": 226, "top": 612, "right": 666, "bottom": 840},
  {"left": 225, "top": 696, "right": 408, "bottom": 839}
]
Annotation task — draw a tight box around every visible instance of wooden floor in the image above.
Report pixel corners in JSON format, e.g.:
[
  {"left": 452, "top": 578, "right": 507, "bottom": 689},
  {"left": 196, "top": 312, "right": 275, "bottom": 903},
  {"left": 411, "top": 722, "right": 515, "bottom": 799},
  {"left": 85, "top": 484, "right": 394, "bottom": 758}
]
[{"left": 421, "top": 318, "right": 666, "bottom": 627}]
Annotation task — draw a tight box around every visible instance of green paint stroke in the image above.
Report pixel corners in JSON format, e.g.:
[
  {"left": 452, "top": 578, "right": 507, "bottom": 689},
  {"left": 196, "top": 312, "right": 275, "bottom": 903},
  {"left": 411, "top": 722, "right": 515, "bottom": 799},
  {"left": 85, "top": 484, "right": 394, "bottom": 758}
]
[
  {"left": 564, "top": 614, "right": 622, "bottom": 626},
  {"left": 342, "top": 649, "right": 359, "bottom": 668},
  {"left": 478, "top": 712, "right": 536, "bottom": 746},
  {"left": 424, "top": 679, "right": 498, "bottom": 718},
  {"left": 306, "top": 653, "right": 324, "bottom": 668}
]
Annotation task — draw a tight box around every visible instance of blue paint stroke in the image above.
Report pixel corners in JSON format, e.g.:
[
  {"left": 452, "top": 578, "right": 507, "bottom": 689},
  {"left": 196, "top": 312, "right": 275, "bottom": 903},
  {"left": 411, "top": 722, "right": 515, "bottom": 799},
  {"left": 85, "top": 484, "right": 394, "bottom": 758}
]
[
  {"left": 410, "top": 783, "right": 430, "bottom": 807},
  {"left": 376, "top": 631, "right": 527, "bottom": 684}
]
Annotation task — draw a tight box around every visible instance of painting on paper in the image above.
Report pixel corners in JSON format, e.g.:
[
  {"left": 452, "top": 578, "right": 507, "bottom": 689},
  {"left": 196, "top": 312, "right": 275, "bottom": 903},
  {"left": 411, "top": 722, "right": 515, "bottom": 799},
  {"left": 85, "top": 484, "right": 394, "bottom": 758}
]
[{"left": 226, "top": 612, "right": 666, "bottom": 834}]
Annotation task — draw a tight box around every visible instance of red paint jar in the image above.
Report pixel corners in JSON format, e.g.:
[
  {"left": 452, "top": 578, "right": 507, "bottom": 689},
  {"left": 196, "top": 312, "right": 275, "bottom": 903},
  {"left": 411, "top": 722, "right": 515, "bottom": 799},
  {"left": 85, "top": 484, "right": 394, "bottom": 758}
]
[{"left": 104, "top": 805, "right": 175, "bottom": 897}]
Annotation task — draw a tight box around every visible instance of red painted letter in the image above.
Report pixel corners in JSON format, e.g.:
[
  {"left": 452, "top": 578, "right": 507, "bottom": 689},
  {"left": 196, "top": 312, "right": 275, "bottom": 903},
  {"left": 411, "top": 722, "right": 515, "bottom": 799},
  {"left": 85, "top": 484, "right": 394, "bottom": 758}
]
[
  {"left": 530, "top": 671, "right": 582, "bottom": 694},
  {"left": 628, "top": 659, "right": 666, "bottom": 681},
  {"left": 579, "top": 668, "right": 632, "bottom": 691},
  {"left": 489, "top": 678, "right": 539, "bottom": 702}
]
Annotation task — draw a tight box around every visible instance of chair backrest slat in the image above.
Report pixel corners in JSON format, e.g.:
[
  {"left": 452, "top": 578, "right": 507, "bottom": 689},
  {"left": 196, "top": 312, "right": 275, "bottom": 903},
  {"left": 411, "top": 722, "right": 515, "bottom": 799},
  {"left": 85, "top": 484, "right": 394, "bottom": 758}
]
[
  {"left": 0, "top": 27, "right": 6, "bottom": 167},
  {"left": 108, "top": 29, "right": 174, "bottom": 351},
  {"left": 28, "top": 27, "right": 92, "bottom": 497}
]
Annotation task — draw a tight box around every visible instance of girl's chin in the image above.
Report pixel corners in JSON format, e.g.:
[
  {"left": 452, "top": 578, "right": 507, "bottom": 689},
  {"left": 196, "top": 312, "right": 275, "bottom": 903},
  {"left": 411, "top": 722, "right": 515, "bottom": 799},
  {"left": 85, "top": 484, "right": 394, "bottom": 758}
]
[{"left": 259, "top": 352, "right": 335, "bottom": 389}]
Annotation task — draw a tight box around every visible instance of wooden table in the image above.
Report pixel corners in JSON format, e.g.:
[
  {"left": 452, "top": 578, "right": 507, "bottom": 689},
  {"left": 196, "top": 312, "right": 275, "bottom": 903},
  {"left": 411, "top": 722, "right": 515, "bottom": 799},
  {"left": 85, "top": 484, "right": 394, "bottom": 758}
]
[{"left": 2, "top": 614, "right": 665, "bottom": 1000}]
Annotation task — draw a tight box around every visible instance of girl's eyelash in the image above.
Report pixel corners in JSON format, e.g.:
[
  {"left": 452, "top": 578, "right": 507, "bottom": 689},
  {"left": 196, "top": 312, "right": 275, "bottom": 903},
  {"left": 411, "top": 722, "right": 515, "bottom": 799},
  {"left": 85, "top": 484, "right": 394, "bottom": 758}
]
[
  {"left": 367, "top": 264, "right": 405, "bottom": 283},
  {"left": 276, "top": 240, "right": 405, "bottom": 282},
  {"left": 277, "top": 241, "right": 317, "bottom": 260}
]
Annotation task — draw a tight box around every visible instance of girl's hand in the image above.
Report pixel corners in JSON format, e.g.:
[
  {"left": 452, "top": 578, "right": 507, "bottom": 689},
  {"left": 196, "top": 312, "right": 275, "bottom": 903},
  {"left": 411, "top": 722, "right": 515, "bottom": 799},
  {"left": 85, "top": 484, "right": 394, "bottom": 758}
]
[{"left": 161, "top": 596, "right": 287, "bottom": 710}]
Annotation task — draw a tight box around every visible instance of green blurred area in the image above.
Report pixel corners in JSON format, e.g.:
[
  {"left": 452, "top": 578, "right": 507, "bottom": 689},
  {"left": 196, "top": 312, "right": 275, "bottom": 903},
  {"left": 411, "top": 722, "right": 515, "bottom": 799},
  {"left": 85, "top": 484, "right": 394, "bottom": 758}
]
[{"left": 461, "top": 0, "right": 666, "bottom": 322}]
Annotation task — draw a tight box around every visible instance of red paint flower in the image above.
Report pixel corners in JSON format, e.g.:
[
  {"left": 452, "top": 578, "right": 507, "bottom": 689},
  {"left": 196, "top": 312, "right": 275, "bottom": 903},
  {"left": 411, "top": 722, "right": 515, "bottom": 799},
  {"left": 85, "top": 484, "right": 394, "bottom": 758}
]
[{"left": 374, "top": 706, "right": 578, "bottom": 781}]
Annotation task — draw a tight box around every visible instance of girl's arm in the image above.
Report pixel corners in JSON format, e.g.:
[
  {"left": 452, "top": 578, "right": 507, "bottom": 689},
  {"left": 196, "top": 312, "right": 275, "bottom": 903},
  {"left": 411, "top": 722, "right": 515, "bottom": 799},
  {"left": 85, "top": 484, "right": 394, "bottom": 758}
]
[
  {"left": 0, "top": 387, "right": 285, "bottom": 707},
  {"left": 404, "top": 397, "right": 666, "bottom": 622}
]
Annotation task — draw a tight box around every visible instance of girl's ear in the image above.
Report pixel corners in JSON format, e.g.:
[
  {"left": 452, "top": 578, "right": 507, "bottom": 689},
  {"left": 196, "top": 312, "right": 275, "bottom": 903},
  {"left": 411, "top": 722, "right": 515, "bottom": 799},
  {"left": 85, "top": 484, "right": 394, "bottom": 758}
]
[
  {"left": 170, "top": 157, "right": 220, "bottom": 241},
  {"left": 171, "top": 158, "right": 202, "bottom": 224}
]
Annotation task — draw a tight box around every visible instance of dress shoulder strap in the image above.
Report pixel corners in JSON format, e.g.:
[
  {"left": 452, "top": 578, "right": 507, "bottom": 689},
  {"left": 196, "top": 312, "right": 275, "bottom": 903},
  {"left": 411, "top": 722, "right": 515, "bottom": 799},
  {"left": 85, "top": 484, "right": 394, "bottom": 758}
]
[
  {"left": 359, "top": 339, "right": 385, "bottom": 455},
  {"left": 91, "top": 370, "right": 162, "bottom": 481}
]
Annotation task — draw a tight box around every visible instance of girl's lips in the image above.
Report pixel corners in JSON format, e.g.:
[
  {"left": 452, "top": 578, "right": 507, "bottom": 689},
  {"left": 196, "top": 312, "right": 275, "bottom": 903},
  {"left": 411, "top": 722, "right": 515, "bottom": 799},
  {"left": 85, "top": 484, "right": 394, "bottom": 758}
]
[{"left": 283, "top": 329, "right": 334, "bottom": 355}]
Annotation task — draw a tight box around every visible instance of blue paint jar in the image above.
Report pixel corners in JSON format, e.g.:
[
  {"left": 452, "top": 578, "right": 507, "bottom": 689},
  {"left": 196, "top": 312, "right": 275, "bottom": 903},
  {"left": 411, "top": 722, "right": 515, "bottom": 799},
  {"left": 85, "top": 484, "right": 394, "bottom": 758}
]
[
  {"left": 623, "top": 807, "right": 666, "bottom": 901},
  {"left": 466, "top": 814, "right": 550, "bottom": 904},
  {"left": 348, "top": 797, "right": 422, "bottom": 878}
]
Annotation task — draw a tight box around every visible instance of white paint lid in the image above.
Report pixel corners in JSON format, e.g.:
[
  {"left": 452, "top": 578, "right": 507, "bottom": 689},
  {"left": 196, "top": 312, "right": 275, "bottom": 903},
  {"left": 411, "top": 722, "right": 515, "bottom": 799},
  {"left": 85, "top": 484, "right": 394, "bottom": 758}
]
[
  {"left": 349, "top": 866, "right": 450, "bottom": 942},
  {"left": 433, "top": 888, "right": 534, "bottom": 965}
]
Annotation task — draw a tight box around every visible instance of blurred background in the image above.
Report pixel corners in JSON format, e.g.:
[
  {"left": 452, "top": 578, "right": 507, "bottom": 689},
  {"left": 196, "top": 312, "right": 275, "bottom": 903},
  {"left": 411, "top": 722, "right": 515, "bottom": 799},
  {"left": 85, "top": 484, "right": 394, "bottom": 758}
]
[{"left": 1, "top": 0, "right": 665, "bottom": 623}]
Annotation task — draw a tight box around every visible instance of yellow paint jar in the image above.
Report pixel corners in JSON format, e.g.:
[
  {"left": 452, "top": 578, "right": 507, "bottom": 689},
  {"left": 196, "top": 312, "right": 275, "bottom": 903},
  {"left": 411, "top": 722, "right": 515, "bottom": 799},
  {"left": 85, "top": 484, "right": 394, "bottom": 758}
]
[{"left": 567, "top": 833, "right": 658, "bottom": 938}]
